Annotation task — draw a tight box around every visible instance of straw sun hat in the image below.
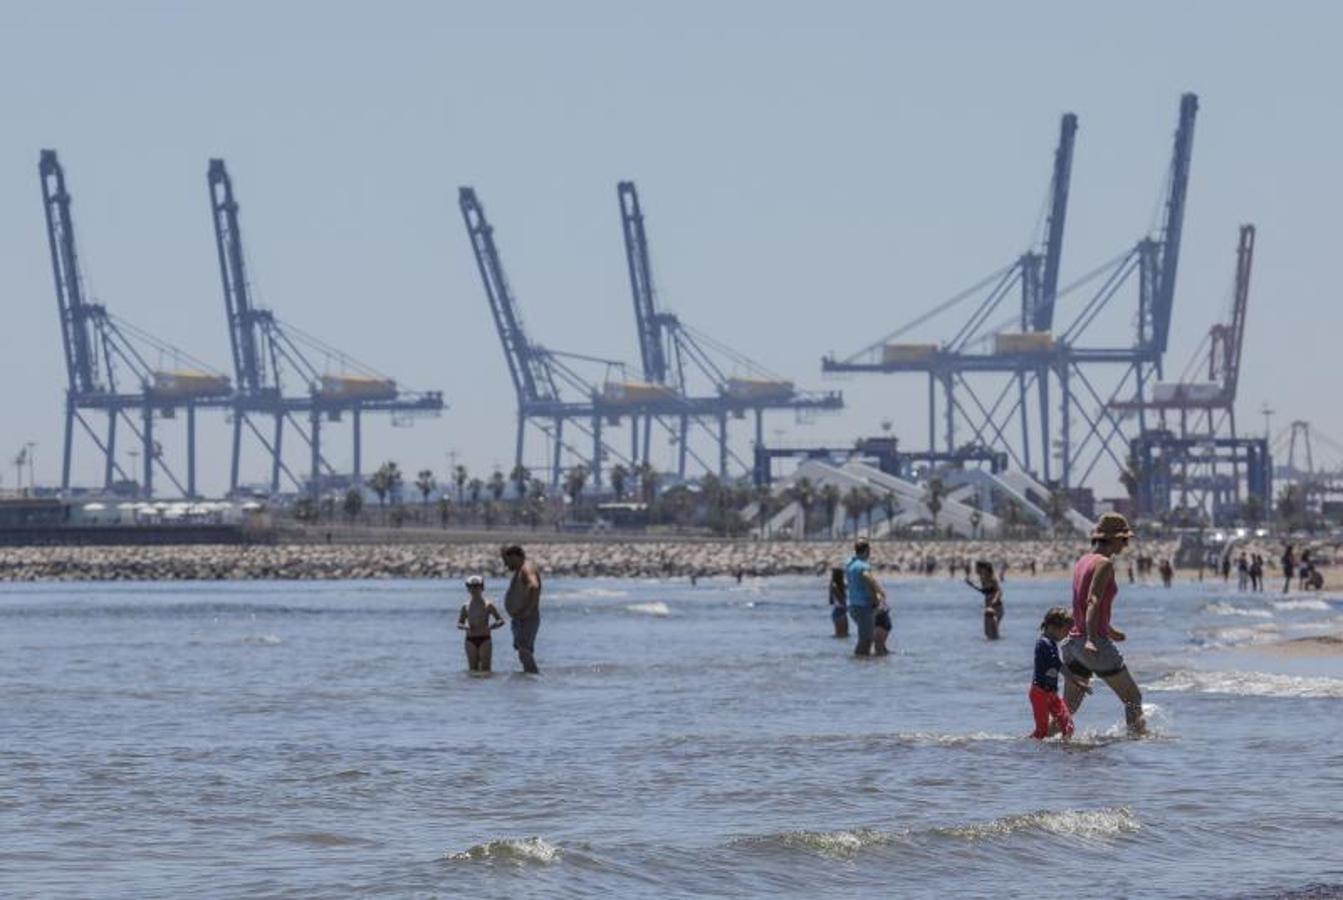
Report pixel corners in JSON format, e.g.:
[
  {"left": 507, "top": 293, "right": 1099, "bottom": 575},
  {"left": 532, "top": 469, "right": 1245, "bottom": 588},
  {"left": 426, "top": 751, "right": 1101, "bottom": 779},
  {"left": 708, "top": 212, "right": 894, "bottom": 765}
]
[{"left": 1090, "top": 512, "right": 1134, "bottom": 541}]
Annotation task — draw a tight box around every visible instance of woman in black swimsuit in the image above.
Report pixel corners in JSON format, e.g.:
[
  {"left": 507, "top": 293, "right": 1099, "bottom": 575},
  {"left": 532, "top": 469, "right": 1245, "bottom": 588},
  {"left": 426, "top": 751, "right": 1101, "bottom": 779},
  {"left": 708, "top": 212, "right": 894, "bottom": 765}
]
[{"left": 965, "top": 560, "right": 1004, "bottom": 640}]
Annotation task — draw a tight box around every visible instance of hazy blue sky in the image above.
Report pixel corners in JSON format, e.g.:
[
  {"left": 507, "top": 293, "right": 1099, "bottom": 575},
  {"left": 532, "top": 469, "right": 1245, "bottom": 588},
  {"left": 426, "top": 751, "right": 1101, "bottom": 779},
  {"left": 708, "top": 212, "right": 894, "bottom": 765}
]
[{"left": 2, "top": 1, "right": 1339, "bottom": 494}]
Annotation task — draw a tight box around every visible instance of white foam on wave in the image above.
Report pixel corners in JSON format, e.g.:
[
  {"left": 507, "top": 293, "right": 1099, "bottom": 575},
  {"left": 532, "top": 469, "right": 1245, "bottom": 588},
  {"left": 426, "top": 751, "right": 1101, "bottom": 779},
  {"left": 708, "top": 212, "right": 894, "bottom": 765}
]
[
  {"left": 624, "top": 601, "right": 670, "bottom": 617},
  {"left": 1273, "top": 599, "right": 1331, "bottom": 612},
  {"left": 241, "top": 634, "right": 283, "bottom": 646},
  {"left": 1149, "top": 669, "right": 1343, "bottom": 699},
  {"left": 936, "top": 807, "right": 1140, "bottom": 842},
  {"left": 1193, "top": 623, "right": 1281, "bottom": 648},
  {"left": 737, "top": 828, "right": 894, "bottom": 859},
  {"left": 894, "top": 731, "right": 1018, "bottom": 747},
  {"left": 445, "top": 836, "right": 562, "bottom": 864},
  {"left": 1202, "top": 602, "right": 1272, "bottom": 618}
]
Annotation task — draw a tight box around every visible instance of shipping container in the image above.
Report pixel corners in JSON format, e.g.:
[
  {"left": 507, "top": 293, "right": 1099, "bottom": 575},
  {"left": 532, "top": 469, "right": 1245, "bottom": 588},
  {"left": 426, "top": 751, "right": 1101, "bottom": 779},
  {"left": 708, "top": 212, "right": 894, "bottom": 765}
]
[
  {"left": 724, "top": 376, "right": 794, "bottom": 400},
  {"left": 601, "top": 381, "right": 679, "bottom": 405},
  {"left": 151, "top": 370, "right": 232, "bottom": 398},
  {"left": 318, "top": 374, "right": 398, "bottom": 401},
  {"left": 881, "top": 343, "right": 940, "bottom": 364},
  {"left": 992, "top": 332, "right": 1055, "bottom": 354},
  {"left": 1151, "top": 382, "right": 1224, "bottom": 404}
]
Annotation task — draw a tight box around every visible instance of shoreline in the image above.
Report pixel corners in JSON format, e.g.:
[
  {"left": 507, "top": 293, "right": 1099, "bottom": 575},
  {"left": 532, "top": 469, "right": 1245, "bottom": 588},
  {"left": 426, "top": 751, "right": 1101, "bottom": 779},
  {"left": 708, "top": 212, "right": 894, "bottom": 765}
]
[{"left": 0, "top": 537, "right": 1178, "bottom": 583}]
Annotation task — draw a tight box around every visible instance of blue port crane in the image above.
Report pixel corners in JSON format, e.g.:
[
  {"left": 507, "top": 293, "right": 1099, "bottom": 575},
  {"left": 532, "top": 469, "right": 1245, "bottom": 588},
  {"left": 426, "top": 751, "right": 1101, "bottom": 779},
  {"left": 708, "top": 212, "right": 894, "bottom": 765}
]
[
  {"left": 207, "top": 159, "right": 444, "bottom": 497},
  {"left": 459, "top": 186, "right": 639, "bottom": 489},
  {"left": 823, "top": 94, "right": 1199, "bottom": 494},
  {"left": 616, "top": 180, "right": 843, "bottom": 479},
  {"left": 41, "top": 149, "right": 232, "bottom": 498},
  {"left": 1122, "top": 224, "right": 1270, "bottom": 521}
]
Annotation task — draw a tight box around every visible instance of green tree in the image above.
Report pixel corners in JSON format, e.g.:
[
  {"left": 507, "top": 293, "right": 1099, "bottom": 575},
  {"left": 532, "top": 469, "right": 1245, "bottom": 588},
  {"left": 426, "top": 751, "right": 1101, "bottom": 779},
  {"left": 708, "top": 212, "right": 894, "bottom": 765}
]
[
  {"left": 343, "top": 487, "right": 364, "bottom": 522},
  {"left": 786, "top": 476, "right": 816, "bottom": 538},
  {"left": 1046, "top": 489, "right": 1072, "bottom": 537},
  {"left": 453, "top": 464, "right": 468, "bottom": 504},
  {"left": 609, "top": 464, "right": 628, "bottom": 501},
  {"left": 819, "top": 484, "right": 841, "bottom": 539},
  {"left": 881, "top": 490, "right": 899, "bottom": 533},
  {"left": 437, "top": 496, "right": 452, "bottom": 528},
  {"left": 923, "top": 475, "right": 944, "bottom": 530},
  {"left": 488, "top": 469, "right": 506, "bottom": 502},
  {"left": 637, "top": 462, "right": 660, "bottom": 505},
  {"left": 565, "top": 464, "right": 589, "bottom": 506},
  {"left": 510, "top": 464, "right": 531, "bottom": 501},
  {"left": 467, "top": 477, "right": 484, "bottom": 506},
  {"left": 294, "top": 496, "right": 319, "bottom": 523},
  {"left": 415, "top": 469, "right": 436, "bottom": 507},
  {"left": 842, "top": 487, "right": 866, "bottom": 536}
]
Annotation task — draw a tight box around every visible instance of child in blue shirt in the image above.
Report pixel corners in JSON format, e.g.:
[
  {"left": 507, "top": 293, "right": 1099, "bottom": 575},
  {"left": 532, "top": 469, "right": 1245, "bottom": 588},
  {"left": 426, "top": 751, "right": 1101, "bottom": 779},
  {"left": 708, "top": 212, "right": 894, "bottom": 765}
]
[{"left": 1030, "top": 607, "right": 1088, "bottom": 740}]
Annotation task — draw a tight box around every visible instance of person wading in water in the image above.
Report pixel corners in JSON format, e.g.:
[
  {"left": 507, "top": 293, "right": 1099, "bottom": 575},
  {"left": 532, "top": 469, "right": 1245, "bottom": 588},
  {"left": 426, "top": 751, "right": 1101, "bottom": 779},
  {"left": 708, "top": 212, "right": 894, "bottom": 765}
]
[
  {"left": 502, "top": 544, "right": 542, "bottom": 674},
  {"left": 1060, "top": 513, "right": 1146, "bottom": 735}
]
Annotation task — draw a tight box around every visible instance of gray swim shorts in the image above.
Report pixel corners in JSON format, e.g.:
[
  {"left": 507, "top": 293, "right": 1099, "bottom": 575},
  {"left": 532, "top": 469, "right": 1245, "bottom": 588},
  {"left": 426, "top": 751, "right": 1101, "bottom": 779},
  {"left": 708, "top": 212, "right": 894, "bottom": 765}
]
[
  {"left": 511, "top": 615, "right": 540, "bottom": 653},
  {"left": 1060, "top": 635, "right": 1126, "bottom": 678}
]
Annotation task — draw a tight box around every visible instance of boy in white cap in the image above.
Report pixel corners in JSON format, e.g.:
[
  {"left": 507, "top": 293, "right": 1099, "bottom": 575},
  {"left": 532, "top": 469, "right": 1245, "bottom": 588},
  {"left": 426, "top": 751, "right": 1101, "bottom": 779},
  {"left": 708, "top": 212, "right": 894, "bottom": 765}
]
[{"left": 457, "top": 575, "right": 506, "bottom": 672}]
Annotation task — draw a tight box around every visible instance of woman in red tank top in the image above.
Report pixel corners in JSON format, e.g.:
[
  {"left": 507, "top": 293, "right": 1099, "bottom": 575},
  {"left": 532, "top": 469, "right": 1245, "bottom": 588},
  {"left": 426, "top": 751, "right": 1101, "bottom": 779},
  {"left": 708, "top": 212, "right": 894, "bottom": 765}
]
[{"left": 1059, "top": 513, "right": 1146, "bottom": 734}]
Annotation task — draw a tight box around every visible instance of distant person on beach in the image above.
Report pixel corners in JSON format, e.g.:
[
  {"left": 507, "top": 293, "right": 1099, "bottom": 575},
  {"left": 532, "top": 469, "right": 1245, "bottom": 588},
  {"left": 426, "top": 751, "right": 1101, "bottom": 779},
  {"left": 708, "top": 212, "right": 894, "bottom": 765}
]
[
  {"left": 828, "top": 567, "right": 849, "bottom": 638},
  {"left": 1030, "top": 607, "right": 1085, "bottom": 740},
  {"left": 1159, "top": 558, "right": 1174, "bottom": 588},
  {"left": 1250, "top": 554, "right": 1264, "bottom": 592},
  {"left": 1281, "top": 545, "right": 1296, "bottom": 594},
  {"left": 502, "top": 545, "right": 542, "bottom": 674},
  {"left": 1060, "top": 513, "right": 1146, "bottom": 735},
  {"left": 965, "top": 560, "right": 1003, "bottom": 640},
  {"left": 1237, "top": 552, "right": 1249, "bottom": 591},
  {"left": 844, "top": 538, "right": 887, "bottom": 656},
  {"left": 457, "top": 575, "right": 505, "bottom": 672}
]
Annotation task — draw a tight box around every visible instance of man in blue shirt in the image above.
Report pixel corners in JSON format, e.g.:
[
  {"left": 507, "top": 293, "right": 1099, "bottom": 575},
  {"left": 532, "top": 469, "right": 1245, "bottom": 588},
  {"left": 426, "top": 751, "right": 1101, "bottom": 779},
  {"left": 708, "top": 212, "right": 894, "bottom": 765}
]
[{"left": 844, "top": 538, "right": 887, "bottom": 656}]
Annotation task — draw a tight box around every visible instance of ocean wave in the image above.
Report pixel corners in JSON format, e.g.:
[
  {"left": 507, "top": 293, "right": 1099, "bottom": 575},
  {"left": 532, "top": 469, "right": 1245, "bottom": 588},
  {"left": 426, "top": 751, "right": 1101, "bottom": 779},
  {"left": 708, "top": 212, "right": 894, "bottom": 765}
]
[
  {"left": 734, "top": 808, "right": 1138, "bottom": 859},
  {"left": 1272, "top": 599, "right": 1332, "bottom": 612},
  {"left": 731, "top": 828, "right": 895, "bottom": 859},
  {"left": 625, "top": 601, "right": 670, "bottom": 617},
  {"left": 1202, "top": 602, "right": 1272, "bottom": 619},
  {"left": 1192, "top": 623, "right": 1281, "bottom": 648},
  {"left": 1149, "top": 670, "right": 1343, "bottom": 699},
  {"left": 933, "top": 807, "right": 1140, "bottom": 843},
  {"left": 890, "top": 731, "right": 1019, "bottom": 747},
  {"left": 241, "top": 634, "right": 283, "bottom": 646},
  {"left": 445, "top": 836, "right": 562, "bottom": 864}
]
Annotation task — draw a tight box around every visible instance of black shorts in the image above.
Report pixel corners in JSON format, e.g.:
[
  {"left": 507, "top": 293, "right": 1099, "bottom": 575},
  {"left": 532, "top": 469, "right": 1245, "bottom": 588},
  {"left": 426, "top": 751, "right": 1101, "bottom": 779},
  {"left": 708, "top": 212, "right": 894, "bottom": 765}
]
[{"left": 874, "top": 609, "right": 892, "bottom": 631}]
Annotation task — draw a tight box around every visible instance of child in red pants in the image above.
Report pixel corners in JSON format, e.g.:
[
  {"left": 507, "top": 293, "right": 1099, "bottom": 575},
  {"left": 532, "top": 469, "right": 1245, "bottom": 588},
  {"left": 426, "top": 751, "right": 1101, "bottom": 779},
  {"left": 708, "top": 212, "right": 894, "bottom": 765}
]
[{"left": 1030, "top": 607, "right": 1086, "bottom": 740}]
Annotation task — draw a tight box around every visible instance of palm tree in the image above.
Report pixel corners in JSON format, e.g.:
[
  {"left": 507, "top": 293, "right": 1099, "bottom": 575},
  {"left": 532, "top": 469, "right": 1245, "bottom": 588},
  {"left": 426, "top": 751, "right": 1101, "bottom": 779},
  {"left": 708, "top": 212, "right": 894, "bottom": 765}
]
[
  {"left": 818, "top": 484, "right": 841, "bottom": 539},
  {"left": 923, "top": 475, "right": 944, "bottom": 530},
  {"left": 859, "top": 486, "right": 880, "bottom": 534},
  {"left": 415, "top": 469, "right": 436, "bottom": 507},
  {"left": 343, "top": 487, "right": 364, "bottom": 523},
  {"left": 787, "top": 476, "right": 816, "bottom": 538},
  {"left": 565, "top": 464, "right": 589, "bottom": 506},
  {"left": 510, "top": 464, "right": 531, "bottom": 501},
  {"left": 453, "top": 464, "right": 468, "bottom": 504},
  {"left": 437, "top": 496, "right": 452, "bottom": 528},
  {"left": 488, "top": 469, "right": 506, "bottom": 502},
  {"left": 637, "top": 462, "right": 660, "bottom": 505},
  {"left": 467, "top": 477, "right": 484, "bottom": 506},
  {"left": 1046, "top": 489, "right": 1072, "bottom": 537},
  {"left": 842, "top": 487, "right": 866, "bottom": 536},
  {"left": 881, "top": 490, "right": 899, "bottom": 533},
  {"left": 610, "top": 464, "right": 628, "bottom": 501},
  {"left": 367, "top": 465, "right": 391, "bottom": 510}
]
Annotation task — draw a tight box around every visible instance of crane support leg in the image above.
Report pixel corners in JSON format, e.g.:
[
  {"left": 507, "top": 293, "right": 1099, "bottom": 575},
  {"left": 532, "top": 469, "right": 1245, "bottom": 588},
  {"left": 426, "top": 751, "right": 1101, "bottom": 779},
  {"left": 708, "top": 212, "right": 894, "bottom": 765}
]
[
  {"left": 1059, "top": 365, "right": 1071, "bottom": 489},
  {"left": 591, "top": 414, "right": 603, "bottom": 489},
  {"left": 754, "top": 408, "right": 763, "bottom": 453},
  {"left": 552, "top": 418, "right": 564, "bottom": 487},
  {"left": 271, "top": 414, "right": 284, "bottom": 494},
  {"left": 515, "top": 412, "right": 526, "bottom": 471},
  {"left": 310, "top": 408, "right": 321, "bottom": 497},
  {"left": 718, "top": 412, "right": 728, "bottom": 479},
  {"left": 230, "top": 410, "right": 243, "bottom": 495},
  {"left": 187, "top": 403, "right": 197, "bottom": 499},
  {"left": 352, "top": 408, "right": 362, "bottom": 484},
  {"left": 1038, "top": 368, "right": 1051, "bottom": 483},
  {"left": 141, "top": 404, "right": 154, "bottom": 499},
  {"left": 629, "top": 416, "right": 639, "bottom": 464},
  {"left": 642, "top": 414, "right": 652, "bottom": 466},
  {"left": 60, "top": 395, "right": 75, "bottom": 492},
  {"left": 678, "top": 415, "right": 688, "bottom": 480},
  {"left": 104, "top": 408, "right": 117, "bottom": 490},
  {"left": 1018, "top": 373, "right": 1031, "bottom": 473},
  {"left": 927, "top": 374, "right": 936, "bottom": 454}
]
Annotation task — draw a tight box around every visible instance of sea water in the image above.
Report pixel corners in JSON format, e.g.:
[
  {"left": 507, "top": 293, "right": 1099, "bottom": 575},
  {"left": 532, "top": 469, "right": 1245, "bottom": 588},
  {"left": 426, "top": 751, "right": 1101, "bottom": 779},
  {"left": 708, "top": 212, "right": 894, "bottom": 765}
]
[{"left": 3, "top": 573, "right": 1342, "bottom": 898}]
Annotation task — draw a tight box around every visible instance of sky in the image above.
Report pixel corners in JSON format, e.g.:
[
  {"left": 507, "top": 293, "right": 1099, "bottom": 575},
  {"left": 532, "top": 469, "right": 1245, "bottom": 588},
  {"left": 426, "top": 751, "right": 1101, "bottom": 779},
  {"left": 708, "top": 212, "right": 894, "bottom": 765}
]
[{"left": 2, "top": 1, "right": 1340, "bottom": 496}]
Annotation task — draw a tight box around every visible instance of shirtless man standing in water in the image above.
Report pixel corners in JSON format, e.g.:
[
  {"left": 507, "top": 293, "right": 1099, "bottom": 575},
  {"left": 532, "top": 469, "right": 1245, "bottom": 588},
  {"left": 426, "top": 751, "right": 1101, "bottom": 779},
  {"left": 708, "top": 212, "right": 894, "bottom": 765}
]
[
  {"left": 502, "top": 545, "right": 543, "bottom": 674},
  {"left": 1060, "top": 513, "right": 1146, "bottom": 734}
]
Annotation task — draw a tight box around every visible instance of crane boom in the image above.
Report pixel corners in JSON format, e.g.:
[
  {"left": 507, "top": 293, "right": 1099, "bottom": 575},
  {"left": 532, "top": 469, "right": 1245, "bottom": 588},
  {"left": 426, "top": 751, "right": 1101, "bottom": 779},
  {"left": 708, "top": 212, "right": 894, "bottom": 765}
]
[
  {"left": 1213, "top": 224, "right": 1254, "bottom": 400},
  {"left": 208, "top": 159, "right": 267, "bottom": 394},
  {"left": 1035, "top": 113, "right": 1077, "bottom": 331},
  {"left": 39, "top": 150, "right": 98, "bottom": 394},
  {"left": 1151, "top": 92, "right": 1198, "bottom": 353},
  {"left": 458, "top": 187, "right": 553, "bottom": 404},
  {"left": 617, "top": 181, "right": 670, "bottom": 385}
]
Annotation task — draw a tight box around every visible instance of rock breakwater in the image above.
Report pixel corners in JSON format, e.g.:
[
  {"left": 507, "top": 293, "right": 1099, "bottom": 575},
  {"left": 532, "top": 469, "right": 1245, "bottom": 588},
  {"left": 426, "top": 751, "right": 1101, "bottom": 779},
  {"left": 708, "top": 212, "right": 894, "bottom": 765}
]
[{"left": 0, "top": 538, "right": 1180, "bottom": 582}]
